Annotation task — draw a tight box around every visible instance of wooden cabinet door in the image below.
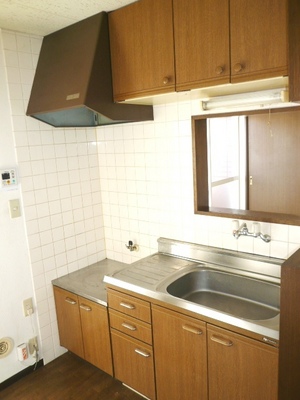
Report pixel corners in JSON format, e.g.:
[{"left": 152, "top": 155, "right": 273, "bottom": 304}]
[
  {"left": 152, "top": 305, "right": 208, "bottom": 400},
  {"left": 208, "top": 325, "right": 278, "bottom": 400},
  {"left": 248, "top": 111, "right": 300, "bottom": 215},
  {"left": 79, "top": 297, "right": 113, "bottom": 375},
  {"left": 173, "top": 0, "right": 230, "bottom": 91},
  {"left": 109, "top": 0, "right": 175, "bottom": 101},
  {"left": 111, "top": 330, "right": 156, "bottom": 400},
  {"left": 53, "top": 287, "right": 84, "bottom": 358},
  {"left": 230, "top": 0, "right": 288, "bottom": 83}
]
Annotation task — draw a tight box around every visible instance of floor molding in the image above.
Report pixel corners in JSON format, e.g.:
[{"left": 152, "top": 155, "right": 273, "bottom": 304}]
[{"left": 0, "top": 359, "right": 44, "bottom": 391}]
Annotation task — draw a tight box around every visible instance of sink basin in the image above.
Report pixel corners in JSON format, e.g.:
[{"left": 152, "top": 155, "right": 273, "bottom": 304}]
[{"left": 161, "top": 267, "right": 280, "bottom": 321}]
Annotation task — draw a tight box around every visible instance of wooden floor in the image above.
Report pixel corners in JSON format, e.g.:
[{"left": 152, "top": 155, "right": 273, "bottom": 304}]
[{"left": 0, "top": 352, "right": 144, "bottom": 400}]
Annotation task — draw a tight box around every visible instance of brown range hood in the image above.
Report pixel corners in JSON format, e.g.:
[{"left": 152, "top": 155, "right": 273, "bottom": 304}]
[{"left": 26, "top": 12, "right": 153, "bottom": 127}]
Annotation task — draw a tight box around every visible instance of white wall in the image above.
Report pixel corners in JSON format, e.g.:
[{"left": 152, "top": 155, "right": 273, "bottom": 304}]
[
  {"left": 0, "top": 30, "right": 39, "bottom": 382},
  {"left": 1, "top": 27, "right": 300, "bottom": 383}
]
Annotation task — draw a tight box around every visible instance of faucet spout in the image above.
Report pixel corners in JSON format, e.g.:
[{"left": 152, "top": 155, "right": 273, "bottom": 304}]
[{"left": 259, "top": 232, "right": 271, "bottom": 243}]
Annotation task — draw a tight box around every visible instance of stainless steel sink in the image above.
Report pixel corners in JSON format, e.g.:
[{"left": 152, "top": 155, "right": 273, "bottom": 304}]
[{"left": 158, "top": 267, "right": 280, "bottom": 321}]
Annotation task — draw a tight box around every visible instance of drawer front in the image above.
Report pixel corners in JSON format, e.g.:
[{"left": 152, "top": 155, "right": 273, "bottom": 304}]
[
  {"left": 107, "top": 289, "right": 151, "bottom": 323},
  {"left": 111, "top": 329, "right": 156, "bottom": 400},
  {"left": 109, "top": 309, "right": 152, "bottom": 344}
]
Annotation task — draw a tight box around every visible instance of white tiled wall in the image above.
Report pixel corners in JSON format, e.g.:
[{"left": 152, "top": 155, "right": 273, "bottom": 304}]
[
  {"left": 2, "top": 28, "right": 300, "bottom": 367},
  {"left": 97, "top": 104, "right": 300, "bottom": 263}
]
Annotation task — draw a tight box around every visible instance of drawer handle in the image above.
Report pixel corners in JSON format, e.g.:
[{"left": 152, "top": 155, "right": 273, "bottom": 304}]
[
  {"left": 65, "top": 297, "right": 76, "bottom": 305},
  {"left": 121, "top": 322, "right": 137, "bottom": 331},
  {"left": 182, "top": 324, "right": 203, "bottom": 335},
  {"left": 135, "top": 348, "right": 150, "bottom": 358},
  {"left": 262, "top": 337, "right": 278, "bottom": 347},
  {"left": 80, "top": 304, "right": 92, "bottom": 312},
  {"left": 210, "top": 334, "right": 233, "bottom": 347},
  {"left": 120, "top": 301, "right": 136, "bottom": 310}
]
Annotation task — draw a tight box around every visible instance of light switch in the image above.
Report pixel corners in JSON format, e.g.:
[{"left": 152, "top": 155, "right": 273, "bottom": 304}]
[{"left": 9, "top": 199, "right": 21, "bottom": 218}]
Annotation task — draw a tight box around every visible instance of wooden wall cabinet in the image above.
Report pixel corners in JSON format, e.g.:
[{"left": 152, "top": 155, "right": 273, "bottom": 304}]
[
  {"left": 230, "top": 0, "right": 287, "bottom": 83},
  {"left": 107, "top": 288, "right": 156, "bottom": 399},
  {"left": 173, "top": 0, "right": 230, "bottom": 91},
  {"left": 173, "top": 0, "right": 287, "bottom": 91},
  {"left": 152, "top": 305, "right": 208, "bottom": 400},
  {"left": 208, "top": 325, "right": 278, "bottom": 400},
  {"left": 108, "top": 0, "right": 175, "bottom": 101},
  {"left": 53, "top": 286, "right": 113, "bottom": 375},
  {"left": 109, "top": 0, "right": 293, "bottom": 100}
]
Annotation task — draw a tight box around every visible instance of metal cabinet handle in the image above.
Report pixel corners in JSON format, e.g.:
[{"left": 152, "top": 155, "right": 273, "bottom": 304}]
[
  {"left": 135, "top": 348, "right": 150, "bottom": 358},
  {"left": 210, "top": 334, "right": 233, "bottom": 347},
  {"left": 120, "top": 301, "right": 135, "bottom": 310},
  {"left": 182, "top": 324, "right": 203, "bottom": 335},
  {"left": 80, "top": 304, "right": 92, "bottom": 312},
  {"left": 263, "top": 337, "right": 278, "bottom": 347},
  {"left": 121, "top": 322, "right": 137, "bottom": 331},
  {"left": 65, "top": 297, "right": 76, "bottom": 305}
]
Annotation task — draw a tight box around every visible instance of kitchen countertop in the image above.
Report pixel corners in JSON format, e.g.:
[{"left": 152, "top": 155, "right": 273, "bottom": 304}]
[{"left": 52, "top": 258, "right": 128, "bottom": 306}]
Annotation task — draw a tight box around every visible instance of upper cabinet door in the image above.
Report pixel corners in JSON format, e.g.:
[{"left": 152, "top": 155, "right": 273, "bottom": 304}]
[
  {"left": 173, "top": 0, "right": 230, "bottom": 91},
  {"left": 109, "top": 0, "right": 175, "bottom": 101},
  {"left": 230, "top": 0, "right": 288, "bottom": 83}
]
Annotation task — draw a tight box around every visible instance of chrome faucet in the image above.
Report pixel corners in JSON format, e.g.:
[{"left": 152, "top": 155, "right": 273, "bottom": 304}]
[{"left": 233, "top": 222, "right": 271, "bottom": 243}]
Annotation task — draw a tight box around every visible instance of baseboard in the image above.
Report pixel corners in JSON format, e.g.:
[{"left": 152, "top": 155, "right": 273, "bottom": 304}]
[{"left": 0, "top": 359, "right": 44, "bottom": 391}]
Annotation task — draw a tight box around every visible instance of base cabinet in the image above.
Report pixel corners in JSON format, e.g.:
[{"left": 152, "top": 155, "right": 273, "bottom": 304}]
[
  {"left": 111, "top": 330, "right": 156, "bottom": 399},
  {"left": 107, "top": 288, "right": 156, "bottom": 399},
  {"left": 152, "top": 304, "right": 278, "bottom": 400},
  {"left": 152, "top": 305, "right": 208, "bottom": 400},
  {"left": 207, "top": 325, "right": 278, "bottom": 400},
  {"left": 53, "top": 286, "right": 113, "bottom": 375}
]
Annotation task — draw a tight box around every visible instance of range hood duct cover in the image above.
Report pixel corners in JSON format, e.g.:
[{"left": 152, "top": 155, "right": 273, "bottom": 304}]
[{"left": 26, "top": 12, "right": 153, "bottom": 127}]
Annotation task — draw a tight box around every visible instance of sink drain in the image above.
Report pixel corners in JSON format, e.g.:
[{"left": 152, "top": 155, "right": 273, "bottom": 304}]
[{"left": 0, "top": 337, "right": 14, "bottom": 358}]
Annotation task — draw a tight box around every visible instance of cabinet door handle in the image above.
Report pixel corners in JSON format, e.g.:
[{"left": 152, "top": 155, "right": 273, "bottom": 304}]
[
  {"left": 210, "top": 334, "right": 233, "bottom": 347},
  {"left": 182, "top": 324, "right": 203, "bottom": 335},
  {"left": 163, "top": 76, "right": 170, "bottom": 85},
  {"left": 233, "top": 63, "right": 243, "bottom": 73},
  {"left": 120, "top": 301, "right": 135, "bottom": 310},
  {"left": 215, "top": 65, "right": 224, "bottom": 75},
  {"left": 121, "top": 322, "right": 137, "bottom": 331},
  {"left": 135, "top": 348, "right": 150, "bottom": 358},
  {"left": 65, "top": 297, "right": 76, "bottom": 305},
  {"left": 80, "top": 304, "right": 92, "bottom": 312}
]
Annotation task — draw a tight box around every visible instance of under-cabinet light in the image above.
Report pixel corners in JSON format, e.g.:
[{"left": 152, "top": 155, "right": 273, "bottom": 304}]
[{"left": 201, "top": 88, "right": 289, "bottom": 111}]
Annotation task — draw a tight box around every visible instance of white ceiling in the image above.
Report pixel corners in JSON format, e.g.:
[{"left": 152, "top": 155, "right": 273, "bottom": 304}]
[{"left": 0, "top": 0, "right": 137, "bottom": 36}]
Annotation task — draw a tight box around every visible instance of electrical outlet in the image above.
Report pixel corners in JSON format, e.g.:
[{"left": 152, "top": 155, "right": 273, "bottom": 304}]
[
  {"left": 23, "top": 298, "right": 33, "bottom": 317},
  {"left": 28, "top": 337, "right": 38, "bottom": 355}
]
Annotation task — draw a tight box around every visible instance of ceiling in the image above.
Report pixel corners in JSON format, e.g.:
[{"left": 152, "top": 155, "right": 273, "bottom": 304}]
[{"left": 0, "top": 0, "right": 137, "bottom": 36}]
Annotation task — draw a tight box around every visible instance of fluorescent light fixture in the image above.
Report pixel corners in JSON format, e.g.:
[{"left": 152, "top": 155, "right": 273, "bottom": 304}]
[{"left": 201, "top": 88, "right": 289, "bottom": 111}]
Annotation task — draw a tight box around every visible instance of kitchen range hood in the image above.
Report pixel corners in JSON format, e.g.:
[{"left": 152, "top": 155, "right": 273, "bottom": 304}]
[{"left": 26, "top": 12, "right": 153, "bottom": 127}]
